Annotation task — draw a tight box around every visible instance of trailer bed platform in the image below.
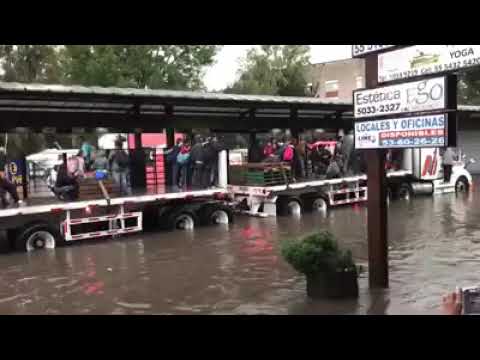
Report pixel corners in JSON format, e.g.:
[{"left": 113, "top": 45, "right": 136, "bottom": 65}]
[{"left": 0, "top": 187, "right": 228, "bottom": 218}]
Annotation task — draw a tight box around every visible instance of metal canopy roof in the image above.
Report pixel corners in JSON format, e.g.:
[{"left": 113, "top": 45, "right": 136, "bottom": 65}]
[{"left": 0, "top": 82, "right": 353, "bottom": 132}]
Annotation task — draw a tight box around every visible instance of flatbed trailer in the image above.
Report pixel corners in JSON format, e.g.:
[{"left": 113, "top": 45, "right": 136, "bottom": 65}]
[
  {"left": 228, "top": 162, "right": 472, "bottom": 217},
  {"left": 0, "top": 188, "right": 233, "bottom": 253}
]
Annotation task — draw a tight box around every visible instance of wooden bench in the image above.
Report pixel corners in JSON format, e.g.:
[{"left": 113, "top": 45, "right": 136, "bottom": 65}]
[{"left": 78, "top": 178, "right": 122, "bottom": 200}]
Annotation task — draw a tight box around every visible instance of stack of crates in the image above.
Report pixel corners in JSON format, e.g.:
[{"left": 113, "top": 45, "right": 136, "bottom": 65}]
[{"left": 146, "top": 147, "right": 166, "bottom": 194}]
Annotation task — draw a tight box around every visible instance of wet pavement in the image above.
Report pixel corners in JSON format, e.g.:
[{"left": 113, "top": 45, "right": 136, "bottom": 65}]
[{"left": 1, "top": 181, "right": 480, "bottom": 314}]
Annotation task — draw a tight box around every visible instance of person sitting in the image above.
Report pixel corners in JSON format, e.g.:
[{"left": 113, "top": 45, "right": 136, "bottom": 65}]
[
  {"left": 54, "top": 162, "right": 79, "bottom": 201},
  {"left": 0, "top": 173, "right": 20, "bottom": 208}
]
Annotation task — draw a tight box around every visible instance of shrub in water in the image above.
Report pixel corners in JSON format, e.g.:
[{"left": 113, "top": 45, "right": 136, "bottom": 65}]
[{"left": 281, "top": 231, "right": 356, "bottom": 276}]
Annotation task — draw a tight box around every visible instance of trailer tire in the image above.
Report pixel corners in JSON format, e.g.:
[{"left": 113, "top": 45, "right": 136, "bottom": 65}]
[
  {"left": 199, "top": 204, "right": 233, "bottom": 226},
  {"left": 277, "top": 197, "right": 303, "bottom": 217},
  {"left": 15, "top": 223, "right": 61, "bottom": 252},
  {"left": 398, "top": 183, "right": 413, "bottom": 201},
  {"left": 455, "top": 176, "right": 469, "bottom": 193},
  {"left": 303, "top": 195, "right": 328, "bottom": 213},
  {"left": 161, "top": 208, "right": 198, "bottom": 231}
]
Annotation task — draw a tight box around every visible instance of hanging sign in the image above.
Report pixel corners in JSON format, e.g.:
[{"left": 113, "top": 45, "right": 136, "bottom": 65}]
[
  {"left": 354, "top": 114, "right": 448, "bottom": 149},
  {"left": 352, "top": 45, "right": 395, "bottom": 58},
  {"left": 378, "top": 45, "right": 480, "bottom": 83},
  {"left": 354, "top": 76, "right": 447, "bottom": 119}
]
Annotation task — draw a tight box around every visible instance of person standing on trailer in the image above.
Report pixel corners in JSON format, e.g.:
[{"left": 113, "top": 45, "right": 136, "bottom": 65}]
[
  {"left": 93, "top": 150, "right": 109, "bottom": 178},
  {"left": 165, "top": 138, "right": 183, "bottom": 188},
  {"left": 209, "top": 136, "right": 225, "bottom": 187},
  {"left": 294, "top": 136, "right": 307, "bottom": 179},
  {"left": 442, "top": 147, "right": 456, "bottom": 183},
  {"left": 190, "top": 135, "right": 206, "bottom": 189},
  {"left": 79, "top": 136, "right": 94, "bottom": 171},
  {"left": 202, "top": 137, "right": 219, "bottom": 188},
  {"left": 109, "top": 140, "right": 131, "bottom": 195},
  {"left": 177, "top": 139, "right": 191, "bottom": 189},
  {"left": 263, "top": 138, "right": 276, "bottom": 159}
]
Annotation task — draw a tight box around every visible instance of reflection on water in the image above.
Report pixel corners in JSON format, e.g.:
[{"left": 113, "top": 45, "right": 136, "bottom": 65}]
[{"left": 0, "top": 182, "right": 479, "bottom": 314}]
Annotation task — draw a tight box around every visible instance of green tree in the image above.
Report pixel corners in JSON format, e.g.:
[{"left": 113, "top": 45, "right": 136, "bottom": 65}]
[
  {"left": 0, "top": 45, "right": 64, "bottom": 157},
  {"left": 225, "top": 45, "right": 311, "bottom": 96},
  {"left": 61, "top": 45, "right": 221, "bottom": 89},
  {"left": 459, "top": 69, "right": 480, "bottom": 105},
  {"left": 0, "top": 45, "right": 61, "bottom": 83}
]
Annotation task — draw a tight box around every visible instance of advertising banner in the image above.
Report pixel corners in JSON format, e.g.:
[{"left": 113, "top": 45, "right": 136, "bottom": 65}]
[
  {"left": 354, "top": 114, "right": 447, "bottom": 150},
  {"left": 378, "top": 45, "right": 480, "bottom": 83},
  {"left": 354, "top": 76, "right": 446, "bottom": 119}
]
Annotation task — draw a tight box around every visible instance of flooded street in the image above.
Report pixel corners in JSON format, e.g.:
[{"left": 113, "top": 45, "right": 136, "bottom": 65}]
[{"left": 1, "top": 181, "right": 480, "bottom": 314}]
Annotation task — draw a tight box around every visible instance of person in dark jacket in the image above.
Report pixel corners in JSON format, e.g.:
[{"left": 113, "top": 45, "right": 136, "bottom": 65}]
[
  {"left": 248, "top": 139, "right": 264, "bottom": 163},
  {"left": 190, "top": 136, "right": 205, "bottom": 189},
  {"left": 54, "top": 162, "right": 79, "bottom": 201},
  {"left": 202, "top": 137, "right": 218, "bottom": 188}
]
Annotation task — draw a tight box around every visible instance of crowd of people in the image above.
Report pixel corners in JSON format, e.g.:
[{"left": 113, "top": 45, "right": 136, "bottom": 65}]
[
  {"left": 53, "top": 136, "right": 132, "bottom": 200},
  {"left": 247, "top": 131, "right": 367, "bottom": 181},
  {"left": 165, "top": 135, "right": 225, "bottom": 190}
]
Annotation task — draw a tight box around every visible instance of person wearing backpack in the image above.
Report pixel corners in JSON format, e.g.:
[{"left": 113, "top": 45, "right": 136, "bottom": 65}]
[{"left": 109, "top": 141, "right": 131, "bottom": 195}]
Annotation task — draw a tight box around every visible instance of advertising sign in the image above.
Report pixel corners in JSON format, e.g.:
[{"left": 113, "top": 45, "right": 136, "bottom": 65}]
[
  {"left": 378, "top": 45, "right": 480, "bottom": 83},
  {"left": 354, "top": 114, "right": 447, "bottom": 150},
  {"left": 352, "top": 45, "right": 395, "bottom": 58},
  {"left": 354, "top": 76, "right": 446, "bottom": 119}
]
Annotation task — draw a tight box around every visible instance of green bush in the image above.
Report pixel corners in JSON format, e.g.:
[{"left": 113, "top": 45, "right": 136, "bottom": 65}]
[{"left": 280, "top": 231, "right": 356, "bottom": 276}]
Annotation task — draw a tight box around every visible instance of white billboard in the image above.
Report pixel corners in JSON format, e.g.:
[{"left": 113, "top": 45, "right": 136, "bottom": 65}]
[
  {"left": 352, "top": 45, "right": 395, "bottom": 58},
  {"left": 378, "top": 45, "right": 480, "bottom": 83},
  {"left": 354, "top": 76, "right": 446, "bottom": 119},
  {"left": 354, "top": 114, "right": 447, "bottom": 149}
]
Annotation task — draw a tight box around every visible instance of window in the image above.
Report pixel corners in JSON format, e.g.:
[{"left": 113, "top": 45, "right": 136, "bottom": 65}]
[
  {"left": 325, "top": 80, "right": 339, "bottom": 99},
  {"left": 356, "top": 76, "right": 364, "bottom": 89}
]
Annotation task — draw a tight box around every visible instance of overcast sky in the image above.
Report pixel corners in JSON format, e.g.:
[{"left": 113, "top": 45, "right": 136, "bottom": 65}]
[{"left": 203, "top": 45, "right": 351, "bottom": 91}]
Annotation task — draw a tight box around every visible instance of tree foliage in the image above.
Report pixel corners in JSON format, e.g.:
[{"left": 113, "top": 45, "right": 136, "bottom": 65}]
[
  {"left": 459, "top": 69, "right": 480, "bottom": 105},
  {"left": 225, "top": 45, "right": 311, "bottom": 96},
  {"left": 0, "top": 45, "right": 221, "bottom": 156},
  {"left": 0, "top": 45, "right": 61, "bottom": 83},
  {"left": 60, "top": 45, "right": 221, "bottom": 90}
]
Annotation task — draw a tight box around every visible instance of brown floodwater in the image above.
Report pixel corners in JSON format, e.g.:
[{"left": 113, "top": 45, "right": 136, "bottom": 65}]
[{"left": 1, "top": 180, "right": 479, "bottom": 315}]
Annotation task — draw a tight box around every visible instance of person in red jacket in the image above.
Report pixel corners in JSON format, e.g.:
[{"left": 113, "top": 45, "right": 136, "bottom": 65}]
[{"left": 263, "top": 138, "right": 276, "bottom": 159}]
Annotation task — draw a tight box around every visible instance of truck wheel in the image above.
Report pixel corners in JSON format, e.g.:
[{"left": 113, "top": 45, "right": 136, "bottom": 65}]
[
  {"left": 200, "top": 204, "right": 233, "bottom": 226},
  {"left": 398, "top": 183, "right": 413, "bottom": 201},
  {"left": 455, "top": 177, "right": 469, "bottom": 193},
  {"left": 163, "top": 209, "right": 198, "bottom": 231},
  {"left": 304, "top": 196, "right": 328, "bottom": 213},
  {"left": 277, "top": 197, "right": 303, "bottom": 216},
  {"left": 15, "top": 223, "right": 61, "bottom": 252}
]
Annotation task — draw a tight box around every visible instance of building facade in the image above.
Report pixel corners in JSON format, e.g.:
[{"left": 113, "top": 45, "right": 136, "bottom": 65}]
[{"left": 307, "top": 58, "right": 365, "bottom": 101}]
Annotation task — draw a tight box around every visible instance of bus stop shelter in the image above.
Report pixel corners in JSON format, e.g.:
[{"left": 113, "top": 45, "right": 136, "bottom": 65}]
[{"left": 0, "top": 82, "right": 353, "bottom": 134}]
